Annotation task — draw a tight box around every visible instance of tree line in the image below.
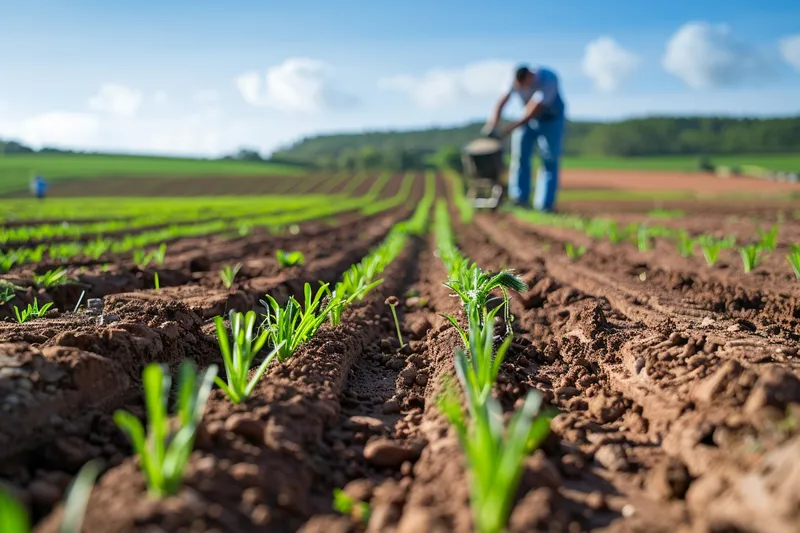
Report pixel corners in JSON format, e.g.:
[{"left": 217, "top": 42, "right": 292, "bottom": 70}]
[{"left": 269, "top": 116, "right": 800, "bottom": 171}]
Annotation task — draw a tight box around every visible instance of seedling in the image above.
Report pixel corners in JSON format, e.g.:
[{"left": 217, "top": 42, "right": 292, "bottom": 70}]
[
  {"left": 14, "top": 298, "right": 54, "bottom": 323},
  {"left": 0, "top": 458, "right": 101, "bottom": 533},
  {"left": 0, "top": 286, "right": 15, "bottom": 305},
  {"left": 636, "top": 225, "right": 651, "bottom": 252},
  {"left": 438, "top": 381, "right": 551, "bottom": 533},
  {"left": 213, "top": 310, "right": 284, "bottom": 404},
  {"left": 739, "top": 243, "right": 767, "bottom": 273},
  {"left": 114, "top": 361, "right": 217, "bottom": 497},
  {"left": 219, "top": 263, "right": 242, "bottom": 290},
  {"left": 133, "top": 243, "right": 167, "bottom": 268},
  {"left": 332, "top": 488, "right": 371, "bottom": 525},
  {"left": 675, "top": 231, "right": 694, "bottom": 258},
  {"left": 385, "top": 296, "right": 405, "bottom": 349},
  {"left": 757, "top": 223, "right": 779, "bottom": 250},
  {"left": 260, "top": 282, "right": 339, "bottom": 361},
  {"left": 564, "top": 242, "right": 586, "bottom": 261},
  {"left": 697, "top": 235, "right": 723, "bottom": 266},
  {"left": 444, "top": 262, "right": 528, "bottom": 328},
  {"left": 154, "top": 272, "right": 160, "bottom": 290},
  {"left": 275, "top": 250, "right": 305, "bottom": 268},
  {"left": 787, "top": 244, "right": 800, "bottom": 279},
  {"left": 33, "top": 266, "right": 68, "bottom": 288}
]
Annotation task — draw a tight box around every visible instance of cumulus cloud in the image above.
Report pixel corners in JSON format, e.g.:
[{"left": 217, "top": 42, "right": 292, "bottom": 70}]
[
  {"left": 779, "top": 35, "right": 800, "bottom": 71},
  {"left": 235, "top": 58, "right": 358, "bottom": 113},
  {"left": 378, "top": 60, "right": 514, "bottom": 109},
  {"left": 581, "top": 37, "right": 640, "bottom": 91},
  {"left": 662, "top": 21, "right": 773, "bottom": 89},
  {"left": 6, "top": 112, "right": 101, "bottom": 149},
  {"left": 87, "top": 84, "right": 143, "bottom": 117}
]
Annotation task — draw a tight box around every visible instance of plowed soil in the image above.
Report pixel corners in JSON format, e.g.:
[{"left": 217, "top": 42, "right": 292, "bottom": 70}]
[{"left": 2, "top": 174, "right": 799, "bottom": 533}]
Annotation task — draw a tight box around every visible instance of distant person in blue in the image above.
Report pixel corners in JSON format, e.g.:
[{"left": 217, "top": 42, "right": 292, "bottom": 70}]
[
  {"left": 483, "top": 64, "right": 566, "bottom": 212},
  {"left": 30, "top": 174, "right": 48, "bottom": 199}
]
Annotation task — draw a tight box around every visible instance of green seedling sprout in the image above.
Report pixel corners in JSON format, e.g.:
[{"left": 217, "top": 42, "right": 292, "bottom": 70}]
[
  {"left": 438, "top": 379, "right": 551, "bottom": 533},
  {"left": 443, "top": 262, "right": 528, "bottom": 330},
  {"left": 33, "top": 266, "right": 68, "bottom": 288},
  {"left": 275, "top": 249, "right": 305, "bottom": 268},
  {"left": 385, "top": 296, "right": 405, "bottom": 348},
  {"left": 675, "top": 231, "right": 694, "bottom": 258},
  {"left": 332, "top": 488, "right": 371, "bottom": 525},
  {"left": 697, "top": 235, "right": 723, "bottom": 266},
  {"left": 564, "top": 242, "right": 586, "bottom": 261},
  {"left": 154, "top": 272, "right": 160, "bottom": 290},
  {"left": 0, "top": 286, "right": 15, "bottom": 305},
  {"left": 213, "top": 310, "right": 284, "bottom": 404},
  {"left": 739, "top": 243, "right": 767, "bottom": 273},
  {"left": 787, "top": 244, "right": 800, "bottom": 280},
  {"left": 636, "top": 225, "right": 651, "bottom": 252},
  {"left": 260, "top": 282, "right": 339, "bottom": 361},
  {"left": 219, "top": 263, "right": 242, "bottom": 290},
  {"left": 757, "top": 223, "right": 779, "bottom": 250},
  {"left": 14, "top": 298, "right": 54, "bottom": 324},
  {"left": 114, "top": 361, "right": 217, "bottom": 498},
  {"left": 0, "top": 458, "right": 101, "bottom": 533}
]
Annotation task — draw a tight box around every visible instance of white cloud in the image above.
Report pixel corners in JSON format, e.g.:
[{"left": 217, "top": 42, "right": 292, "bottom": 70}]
[
  {"left": 194, "top": 89, "right": 219, "bottom": 105},
  {"left": 662, "top": 22, "right": 772, "bottom": 89},
  {"left": 581, "top": 37, "right": 640, "bottom": 91},
  {"left": 378, "top": 60, "right": 514, "bottom": 109},
  {"left": 235, "top": 58, "right": 358, "bottom": 113},
  {"left": 5, "top": 112, "right": 101, "bottom": 149},
  {"left": 87, "top": 84, "right": 143, "bottom": 117},
  {"left": 153, "top": 91, "right": 169, "bottom": 106},
  {"left": 779, "top": 35, "right": 800, "bottom": 71}
]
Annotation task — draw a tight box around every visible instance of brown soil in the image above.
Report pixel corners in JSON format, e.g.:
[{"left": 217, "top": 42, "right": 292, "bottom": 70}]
[{"left": 1, "top": 173, "right": 799, "bottom": 533}]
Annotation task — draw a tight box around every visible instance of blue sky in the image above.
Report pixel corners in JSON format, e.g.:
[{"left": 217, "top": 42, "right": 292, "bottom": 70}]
[{"left": 1, "top": 0, "right": 799, "bottom": 156}]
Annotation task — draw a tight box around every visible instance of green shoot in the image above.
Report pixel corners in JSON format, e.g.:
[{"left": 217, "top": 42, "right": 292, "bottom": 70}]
[
  {"left": 133, "top": 243, "right": 167, "bottom": 268},
  {"left": 385, "top": 296, "right": 405, "bottom": 348},
  {"left": 14, "top": 298, "right": 54, "bottom": 323},
  {"left": 114, "top": 361, "right": 217, "bottom": 498},
  {"left": 213, "top": 310, "right": 284, "bottom": 404},
  {"left": 220, "top": 263, "right": 242, "bottom": 289},
  {"left": 739, "top": 243, "right": 767, "bottom": 273},
  {"left": 260, "top": 282, "right": 338, "bottom": 361},
  {"left": 154, "top": 272, "right": 160, "bottom": 290},
  {"left": 276, "top": 249, "right": 305, "bottom": 268},
  {"left": 0, "top": 458, "right": 101, "bottom": 533},
  {"left": 757, "top": 223, "right": 779, "bottom": 250},
  {"left": 33, "top": 266, "right": 68, "bottom": 288},
  {"left": 563, "top": 242, "right": 586, "bottom": 261},
  {"left": 787, "top": 244, "right": 800, "bottom": 280},
  {"left": 698, "top": 235, "right": 723, "bottom": 266},
  {"left": 637, "top": 225, "right": 651, "bottom": 252},
  {"left": 438, "top": 382, "right": 551, "bottom": 533},
  {"left": 332, "top": 488, "right": 371, "bottom": 525},
  {"left": 444, "top": 303, "right": 512, "bottom": 406},
  {"left": 0, "top": 286, "right": 15, "bottom": 305},
  {"left": 443, "top": 262, "right": 528, "bottom": 328},
  {"left": 675, "top": 230, "right": 694, "bottom": 258}
]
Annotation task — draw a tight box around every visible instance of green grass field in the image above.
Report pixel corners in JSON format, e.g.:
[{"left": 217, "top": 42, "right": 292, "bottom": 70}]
[
  {"left": 0, "top": 153, "right": 307, "bottom": 196},
  {"left": 560, "top": 153, "right": 800, "bottom": 172}
]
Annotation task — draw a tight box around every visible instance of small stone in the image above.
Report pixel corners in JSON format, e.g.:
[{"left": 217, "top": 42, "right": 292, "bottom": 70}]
[
  {"left": 594, "top": 444, "right": 629, "bottom": 472},
  {"left": 96, "top": 313, "right": 121, "bottom": 326},
  {"left": 346, "top": 416, "right": 385, "bottom": 433},
  {"left": 554, "top": 386, "right": 580, "bottom": 399},
  {"left": 405, "top": 297, "right": 421, "bottom": 308},
  {"left": 399, "top": 366, "right": 417, "bottom": 387},
  {"left": 700, "top": 317, "right": 715, "bottom": 328},
  {"left": 414, "top": 371, "right": 429, "bottom": 387},
  {"left": 363, "top": 438, "right": 422, "bottom": 468},
  {"left": 383, "top": 399, "right": 401, "bottom": 414}
]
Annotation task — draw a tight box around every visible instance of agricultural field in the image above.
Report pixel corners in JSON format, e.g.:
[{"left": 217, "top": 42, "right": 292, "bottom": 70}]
[{"left": 1, "top": 168, "right": 800, "bottom": 533}]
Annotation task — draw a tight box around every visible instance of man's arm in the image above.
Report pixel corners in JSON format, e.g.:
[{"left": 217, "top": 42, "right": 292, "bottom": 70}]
[
  {"left": 502, "top": 98, "right": 544, "bottom": 136},
  {"left": 502, "top": 72, "right": 558, "bottom": 137},
  {"left": 484, "top": 91, "right": 511, "bottom": 133}
]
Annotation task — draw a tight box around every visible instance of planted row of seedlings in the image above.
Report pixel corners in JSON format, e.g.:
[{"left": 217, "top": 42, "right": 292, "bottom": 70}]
[
  {"left": 514, "top": 208, "right": 800, "bottom": 278},
  {"left": 0, "top": 175, "right": 436, "bottom": 532},
  {"left": 430, "top": 199, "right": 553, "bottom": 533}
]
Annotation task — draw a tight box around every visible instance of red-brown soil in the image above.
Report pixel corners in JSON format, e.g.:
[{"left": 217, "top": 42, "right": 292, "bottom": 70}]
[{"left": 2, "top": 174, "right": 799, "bottom": 533}]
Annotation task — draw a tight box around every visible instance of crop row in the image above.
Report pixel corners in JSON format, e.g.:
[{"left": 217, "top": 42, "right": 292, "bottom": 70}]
[
  {"left": 0, "top": 173, "right": 435, "bottom": 532},
  {"left": 513, "top": 208, "right": 800, "bottom": 279}
]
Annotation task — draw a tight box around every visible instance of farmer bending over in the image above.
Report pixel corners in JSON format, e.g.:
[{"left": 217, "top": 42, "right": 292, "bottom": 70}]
[{"left": 483, "top": 65, "right": 566, "bottom": 212}]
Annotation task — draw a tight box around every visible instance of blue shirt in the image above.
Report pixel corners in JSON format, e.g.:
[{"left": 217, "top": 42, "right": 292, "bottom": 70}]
[{"left": 510, "top": 67, "right": 565, "bottom": 119}]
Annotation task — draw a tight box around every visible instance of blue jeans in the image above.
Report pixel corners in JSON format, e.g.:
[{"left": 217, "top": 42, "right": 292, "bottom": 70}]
[{"left": 507, "top": 115, "right": 565, "bottom": 211}]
